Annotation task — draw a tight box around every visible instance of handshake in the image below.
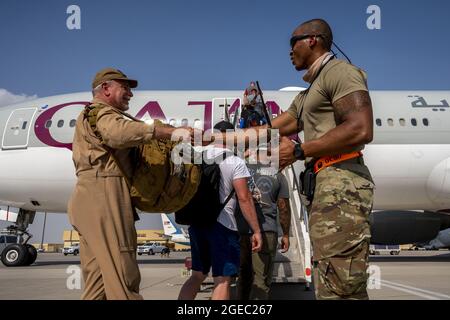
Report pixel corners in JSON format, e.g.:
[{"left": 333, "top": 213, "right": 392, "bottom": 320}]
[{"left": 153, "top": 125, "right": 205, "bottom": 145}]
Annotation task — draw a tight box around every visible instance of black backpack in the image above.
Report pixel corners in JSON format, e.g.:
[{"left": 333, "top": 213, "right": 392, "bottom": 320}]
[{"left": 175, "top": 151, "right": 235, "bottom": 227}]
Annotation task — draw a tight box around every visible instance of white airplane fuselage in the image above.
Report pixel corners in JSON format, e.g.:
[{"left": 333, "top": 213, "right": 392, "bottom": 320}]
[
  {"left": 0, "top": 90, "right": 450, "bottom": 213},
  {"left": 161, "top": 214, "right": 190, "bottom": 246}
]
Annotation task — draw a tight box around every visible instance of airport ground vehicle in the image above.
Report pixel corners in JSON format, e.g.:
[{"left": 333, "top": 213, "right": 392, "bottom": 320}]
[
  {"left": 0, "top": 234, "right": 17, "bottom": 255},
  {"left": 62, "top": 243, "right": 79, "bottom": 256},
  {"left": 137, "top": 242, "right": 166, "bottom": 255},
  {"left": 1, "top": 233, "right": 37, "bottom": 266},
  {"left": 408, "top": 244, "right": 426, "bottom": 251},
  {"left": 370, "top": 244, "right": 401, "bottom": 255}
]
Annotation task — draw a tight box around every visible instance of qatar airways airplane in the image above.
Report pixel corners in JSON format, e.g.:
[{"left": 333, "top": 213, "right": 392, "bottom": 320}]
[{"left": 0, "top": 89, "right": 449, "bottom": 266}]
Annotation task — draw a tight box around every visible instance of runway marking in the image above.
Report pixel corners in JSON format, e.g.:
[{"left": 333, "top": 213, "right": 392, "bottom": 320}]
[{"left": 380, "top": 280, "right": 450, "bottom": 300}]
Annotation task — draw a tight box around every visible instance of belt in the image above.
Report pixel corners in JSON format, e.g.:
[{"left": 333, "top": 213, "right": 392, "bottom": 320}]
[{"left": 313, "top": 151, "right": 363, "bottom": 174}]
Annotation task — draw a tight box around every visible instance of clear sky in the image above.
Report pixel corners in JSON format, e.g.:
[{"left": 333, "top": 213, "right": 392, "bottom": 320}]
[
  {"left": 1, "top": 0, "right": 450, "bottom": 98},
  {"left": 1, "top": 0, "right": 449, "bottom": 242}
]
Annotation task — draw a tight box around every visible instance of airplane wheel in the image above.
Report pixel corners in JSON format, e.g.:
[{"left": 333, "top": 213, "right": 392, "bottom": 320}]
[
  {"left": 1, "top": 244, "right": 29, "bottom": 267},
  {"left": 24, "top": 244, "right": 38, "bottom": 266}
]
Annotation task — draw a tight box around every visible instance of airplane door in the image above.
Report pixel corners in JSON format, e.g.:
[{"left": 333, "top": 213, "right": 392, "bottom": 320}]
[
  {"left": 212, "top": 98, "right": 240, "bottom": 128},
  {"left": 2, "top": 107, "right": 37, "bottom": 150}
]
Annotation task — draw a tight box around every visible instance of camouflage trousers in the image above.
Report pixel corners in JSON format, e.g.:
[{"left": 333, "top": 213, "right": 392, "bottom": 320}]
[{"left": 308, "top": 166, "right": 374, "bottom": 300}]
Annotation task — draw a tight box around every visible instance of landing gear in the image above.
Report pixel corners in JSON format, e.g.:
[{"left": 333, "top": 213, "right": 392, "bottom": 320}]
[
  {"left": 1, "top": 244, "right": 28, "bottom": 266},
  {"left": 0, "top": 209, "right": 37, "bottom": 267},
  {"left": 25, "top": 244, "right": 38, "bottom": 265},
  {"left": 0, "top": 243, "right": 37, "bottom": 267}
]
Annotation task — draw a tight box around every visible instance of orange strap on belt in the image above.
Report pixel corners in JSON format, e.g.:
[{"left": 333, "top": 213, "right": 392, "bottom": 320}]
[{"left": 313, "top": 151, "right": 363, "bottom": 174}]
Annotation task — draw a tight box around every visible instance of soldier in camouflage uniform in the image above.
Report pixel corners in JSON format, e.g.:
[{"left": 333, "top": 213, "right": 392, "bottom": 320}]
[
  {"left": 308, "top": 167, "right": 373, "bottom": 299},
  {"left": 269, "top": 19, "right": 375, "bottom": 299}
]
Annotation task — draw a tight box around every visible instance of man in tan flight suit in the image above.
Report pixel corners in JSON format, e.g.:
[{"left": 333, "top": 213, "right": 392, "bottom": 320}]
[{"left": 68, "top": 68, "right": 181, "bottom": 300}]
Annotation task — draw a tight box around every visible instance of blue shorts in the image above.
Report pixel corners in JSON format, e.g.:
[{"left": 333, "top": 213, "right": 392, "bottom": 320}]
[{"left": 188, "top": 221, "right": 240, "bottom": 277}]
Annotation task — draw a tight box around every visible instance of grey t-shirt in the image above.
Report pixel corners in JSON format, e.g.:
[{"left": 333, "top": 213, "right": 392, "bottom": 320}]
[{"left": 236, "top": 164, "right": 289, "bottom": 234}]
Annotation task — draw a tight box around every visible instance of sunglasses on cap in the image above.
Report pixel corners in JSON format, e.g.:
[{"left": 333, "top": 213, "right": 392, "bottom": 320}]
[{"left": 290, "top": 34, "right": 324, "bottom": 49}]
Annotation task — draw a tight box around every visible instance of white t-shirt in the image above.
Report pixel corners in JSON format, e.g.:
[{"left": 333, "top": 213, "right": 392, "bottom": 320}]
[{"left": 204, "top": 146, "right": 250, "bottom": 231}]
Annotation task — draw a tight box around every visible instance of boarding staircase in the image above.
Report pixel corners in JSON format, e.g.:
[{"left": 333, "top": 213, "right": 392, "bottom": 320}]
[{"left": 272, "top": 163, "right": 312, "bottom": 289}]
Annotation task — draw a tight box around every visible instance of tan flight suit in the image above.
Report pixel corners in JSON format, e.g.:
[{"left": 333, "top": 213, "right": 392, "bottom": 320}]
[{"left": 68, "top": 98, "right": 155, "bottom": 300}]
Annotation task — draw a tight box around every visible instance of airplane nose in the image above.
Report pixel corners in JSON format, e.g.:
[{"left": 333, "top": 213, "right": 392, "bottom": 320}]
[{"left": 427, "top": 157, "right": 450, "bottom": 208}]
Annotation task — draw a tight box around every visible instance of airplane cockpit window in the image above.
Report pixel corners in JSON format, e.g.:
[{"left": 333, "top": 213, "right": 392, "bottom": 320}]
[
  {"left": 45, "top": 120, "right": 52, "bottom": 128},
  {"left": 387, "top": 118, "right": 394, "bottom": 126},
  {"left": 411, "top": 118, "right": 417, "bottom": 126},
  {"left": 57, "top": 120, "right": 64, "bottom": 128},
  {"left": 70, "top": 119, "right": 76, "bottom": 127},
  {"left": 375, "top": 119, "right": 382, "bottom": 126},
  {"left": 399, "top": 118, "right": 406, "bottom": 126},
  {"left": 423, "top": 118, "right": 429, "bottom": 126}
]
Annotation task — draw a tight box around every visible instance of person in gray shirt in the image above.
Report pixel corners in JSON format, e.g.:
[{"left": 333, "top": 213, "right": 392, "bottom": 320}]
[{"left": 236, "top": 144, "right": 292, "bottom": 300}]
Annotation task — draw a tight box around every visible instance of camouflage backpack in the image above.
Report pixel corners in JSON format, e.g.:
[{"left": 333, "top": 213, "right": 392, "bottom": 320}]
[{"left": 84, "top": 104, "right": 201, "bottom": 213}]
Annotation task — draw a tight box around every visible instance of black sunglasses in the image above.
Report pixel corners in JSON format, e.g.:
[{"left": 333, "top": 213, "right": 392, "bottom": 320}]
[{"left": 290, "top": 34, "right": 323, "bottom": 49}]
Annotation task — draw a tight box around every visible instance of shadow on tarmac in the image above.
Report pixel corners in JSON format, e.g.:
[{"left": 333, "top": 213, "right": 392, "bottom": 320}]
[
  {"left": 269, "top": 282, "right": 316, "bottom": 300},
  {"left": 137, "top": 259, "right": 186, "bottom": 265}
]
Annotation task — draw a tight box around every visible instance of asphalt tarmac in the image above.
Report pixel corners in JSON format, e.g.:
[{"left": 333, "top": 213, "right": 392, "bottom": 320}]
[{"left": 0, "top": 250, "right": 449, "bottom": 300}]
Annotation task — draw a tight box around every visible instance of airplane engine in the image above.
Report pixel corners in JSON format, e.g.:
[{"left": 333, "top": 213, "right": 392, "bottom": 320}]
[
  {"left": 370, "top": 210, "right": 450, "bottom": 245},
  {"left": 427, "top": 157, "right": 450, "bottom": 208}
]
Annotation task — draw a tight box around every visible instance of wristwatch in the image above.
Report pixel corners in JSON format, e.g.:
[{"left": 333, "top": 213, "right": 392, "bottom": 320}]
[{"left": 293, "top": 142, "right": 306, "bottom": 160}]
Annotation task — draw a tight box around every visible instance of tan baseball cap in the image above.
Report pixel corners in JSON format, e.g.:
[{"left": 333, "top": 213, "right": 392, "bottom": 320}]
[{"left": 92, "top": 68, "right": 138, "bottom": 89}]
